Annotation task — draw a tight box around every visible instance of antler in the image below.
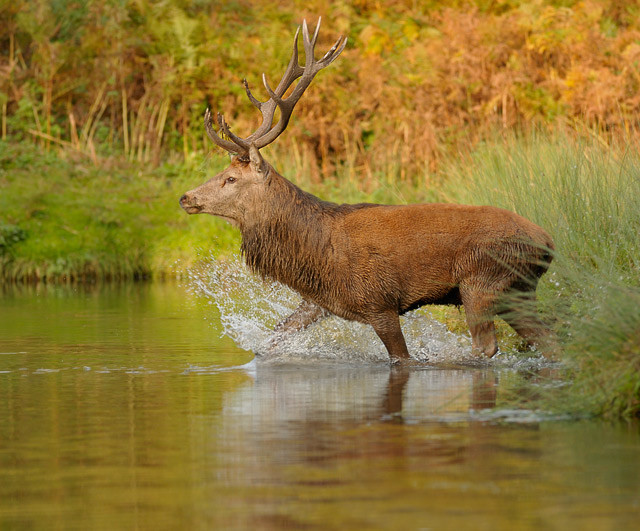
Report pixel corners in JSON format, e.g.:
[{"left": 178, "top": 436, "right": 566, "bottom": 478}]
[{"left": 204, "top": 17, "right": 347, "bottom": 156}]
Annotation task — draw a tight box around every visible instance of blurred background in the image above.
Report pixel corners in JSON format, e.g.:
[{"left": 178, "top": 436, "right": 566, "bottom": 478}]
[{"left": 2, "top": 1, "right": 640, "bottom": 172}]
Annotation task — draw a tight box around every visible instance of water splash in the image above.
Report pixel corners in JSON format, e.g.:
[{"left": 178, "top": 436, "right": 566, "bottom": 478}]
[
  {"left": 187, "top": 254, "right": 551, "bottom": 367},
  {"left": 187, "top": 254, "right": 469, "bottom": 363}
]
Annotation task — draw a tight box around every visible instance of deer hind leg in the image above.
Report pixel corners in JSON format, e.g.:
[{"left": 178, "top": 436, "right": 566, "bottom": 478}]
[
  {"left": 369, "top": 312, "right": 411, "bottom": 365},
  {"left": 498, "top": 291, "right": 557, "bottom": 359},
  {"left": 460, "top": 284, "right": 498, "bottom": 358}
]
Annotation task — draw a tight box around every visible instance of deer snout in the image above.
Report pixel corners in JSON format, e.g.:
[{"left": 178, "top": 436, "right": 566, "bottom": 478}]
[{"left": 179, "top": 192, "right": 202, "bottom": 214}]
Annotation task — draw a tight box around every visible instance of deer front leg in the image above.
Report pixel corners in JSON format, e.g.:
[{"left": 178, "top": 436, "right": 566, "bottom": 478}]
[
  {"left": 369, "top": 312, "right": 412, "bottom": 365},
  {"left": 271, "top": 299, "right": 329, "bottom": 346}
]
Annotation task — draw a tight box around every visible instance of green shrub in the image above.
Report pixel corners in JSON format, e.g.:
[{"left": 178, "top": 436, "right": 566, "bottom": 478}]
[{"left": 0, "top": 223, "right": 27, "bottom": 255}]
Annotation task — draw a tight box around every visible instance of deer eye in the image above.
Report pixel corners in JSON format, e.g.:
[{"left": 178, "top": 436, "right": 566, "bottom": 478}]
[{"left": 225, "top": 176, "right": 237, "bottom": 184}]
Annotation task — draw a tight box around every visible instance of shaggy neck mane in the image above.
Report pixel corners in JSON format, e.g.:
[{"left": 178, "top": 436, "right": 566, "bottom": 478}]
[{"left": 240, "top": 172, "right": 348, "bottom": 297}]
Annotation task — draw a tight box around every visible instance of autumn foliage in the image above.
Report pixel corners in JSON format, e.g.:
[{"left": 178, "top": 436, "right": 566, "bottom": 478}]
[{"left": 2, "top": 0, "right": 640, "bottom": 177}]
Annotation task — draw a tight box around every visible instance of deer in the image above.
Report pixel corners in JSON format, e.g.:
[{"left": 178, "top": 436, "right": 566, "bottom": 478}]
[{"left": 180, "top": 19, "right": 556, "bottom": 365}]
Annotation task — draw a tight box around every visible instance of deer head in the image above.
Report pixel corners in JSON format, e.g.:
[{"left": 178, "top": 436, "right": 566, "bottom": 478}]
[{"left": 179, "top": 19, "right": 347, "bottom": 227}]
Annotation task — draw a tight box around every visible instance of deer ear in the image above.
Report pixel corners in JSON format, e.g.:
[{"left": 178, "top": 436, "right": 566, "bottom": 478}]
[{"left": 249, "top": 144, "right": 268, "bottom": 178}]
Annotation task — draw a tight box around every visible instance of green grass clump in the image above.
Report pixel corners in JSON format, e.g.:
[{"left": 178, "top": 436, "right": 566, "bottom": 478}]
[{"left": 562, "top": 279, "right": 640, "bottom": 419}]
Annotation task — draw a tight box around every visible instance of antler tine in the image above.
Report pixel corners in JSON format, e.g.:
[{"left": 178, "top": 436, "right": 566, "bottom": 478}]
[
  {"left": 301, "top": 19, "right": 314, "bottom": 69},
  {"left": 312, "top": 17, "right": 322, "bottom": 44},
  {"left": 273, "top": 25, "right": 304, "bottom": 96},
  {"left": 216, "top": 112, "right": 251, "bottom": 152},
  {"left": 319, "top": 35, "right": 348, "bottom": 68},
  {"left": 242, "top": 79, "right": 262, "bottom": 110},
  {"left": 204, "top": 108, "right": 245, "bottom": 154}
]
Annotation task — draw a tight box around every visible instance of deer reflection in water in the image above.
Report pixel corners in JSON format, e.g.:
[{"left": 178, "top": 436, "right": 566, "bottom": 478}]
[{"left": 216, "top": 367, "right": 507, "bottom": 470}]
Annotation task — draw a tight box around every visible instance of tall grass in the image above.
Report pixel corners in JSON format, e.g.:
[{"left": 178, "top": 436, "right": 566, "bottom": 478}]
[{"left": 440, "top": 132, "right": 640, "bottom": 419}]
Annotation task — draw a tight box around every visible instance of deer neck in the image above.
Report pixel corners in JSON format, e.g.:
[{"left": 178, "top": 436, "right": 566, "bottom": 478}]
[{"left": 239, "top": 174, "right": 335, "bottom": 297}]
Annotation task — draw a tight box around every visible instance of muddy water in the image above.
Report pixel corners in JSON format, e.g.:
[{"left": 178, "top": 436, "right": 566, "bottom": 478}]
[{"left": 1, "top": 280, "right": 640, "bottom": 530}]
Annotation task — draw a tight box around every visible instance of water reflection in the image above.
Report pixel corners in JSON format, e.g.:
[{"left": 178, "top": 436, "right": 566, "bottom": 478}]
[
  {"left": 222, "top": 366, "right": 498, "bottom": 424},
  {"left": 212, "top": 365, "right": 640, "bottom": 530},
  {"left": 1, "top": 283, "right": 640, "bottom": 529}
]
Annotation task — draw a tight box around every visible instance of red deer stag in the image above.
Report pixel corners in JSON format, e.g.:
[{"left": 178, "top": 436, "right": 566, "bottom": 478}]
[{"left": 180, "top": 19, "right": 555, "bottom": 364}]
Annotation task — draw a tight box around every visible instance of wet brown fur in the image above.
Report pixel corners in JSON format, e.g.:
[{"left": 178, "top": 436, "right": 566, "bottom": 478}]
[{"left": 181, "top": 151, "right": 555, "bottom": 363}]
